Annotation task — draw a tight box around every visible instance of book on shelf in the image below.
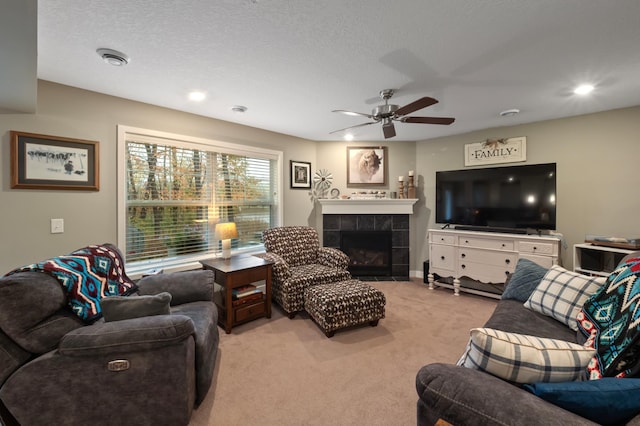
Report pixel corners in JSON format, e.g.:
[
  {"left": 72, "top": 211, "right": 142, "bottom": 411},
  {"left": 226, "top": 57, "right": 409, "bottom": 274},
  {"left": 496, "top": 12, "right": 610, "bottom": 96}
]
[
  {"left": 232, "top": 292, "right": 263, "bottom": 306},
  {"left": 232, "top": 284, "right": 262, "bottom": 300}
]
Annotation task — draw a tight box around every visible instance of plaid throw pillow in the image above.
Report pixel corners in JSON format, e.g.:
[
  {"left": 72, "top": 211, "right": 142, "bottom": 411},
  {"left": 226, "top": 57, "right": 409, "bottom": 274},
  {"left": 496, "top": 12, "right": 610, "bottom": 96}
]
[
  {"left": 458, "top": 328, "right": 595, "bottom": 384},
  {"left": 524, "top": 265, "right": 605, "bottom": 331}
]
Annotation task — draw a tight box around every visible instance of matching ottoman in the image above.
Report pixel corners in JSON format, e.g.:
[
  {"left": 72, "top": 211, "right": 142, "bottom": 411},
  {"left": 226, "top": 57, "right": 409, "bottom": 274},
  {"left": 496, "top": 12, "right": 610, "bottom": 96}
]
[{"left": 304, "top": 279, "right": 386, "bottom": 337}]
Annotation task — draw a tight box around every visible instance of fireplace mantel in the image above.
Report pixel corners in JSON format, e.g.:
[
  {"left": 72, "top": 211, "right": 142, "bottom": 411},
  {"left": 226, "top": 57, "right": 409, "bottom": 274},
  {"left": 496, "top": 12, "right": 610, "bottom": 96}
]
[{"left": 318, "top": 198, "right": 417, "bottom": 215}]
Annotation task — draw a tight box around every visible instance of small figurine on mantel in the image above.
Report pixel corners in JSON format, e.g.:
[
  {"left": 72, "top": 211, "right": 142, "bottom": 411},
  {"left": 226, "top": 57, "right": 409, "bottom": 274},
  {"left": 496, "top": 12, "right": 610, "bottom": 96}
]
[{"left": 407, "top": 170, "right": 416, "bottom": 199}]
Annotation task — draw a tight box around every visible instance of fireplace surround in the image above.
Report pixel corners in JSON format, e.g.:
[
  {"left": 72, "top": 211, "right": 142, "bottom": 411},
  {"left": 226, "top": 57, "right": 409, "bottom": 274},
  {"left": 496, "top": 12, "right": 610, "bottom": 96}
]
[
  {"left": 323, "top": 214, "right": 409, "bottom": 280},
  {"left": 319, "top": 199, "right": 417, "bottom": 280}
]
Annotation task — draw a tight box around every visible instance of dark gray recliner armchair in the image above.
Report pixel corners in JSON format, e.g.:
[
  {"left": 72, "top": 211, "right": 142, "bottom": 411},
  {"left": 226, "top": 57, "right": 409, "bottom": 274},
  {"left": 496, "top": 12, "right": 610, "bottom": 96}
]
[{"left": 0, "top": 261, "right": 219, "bottom": 425}]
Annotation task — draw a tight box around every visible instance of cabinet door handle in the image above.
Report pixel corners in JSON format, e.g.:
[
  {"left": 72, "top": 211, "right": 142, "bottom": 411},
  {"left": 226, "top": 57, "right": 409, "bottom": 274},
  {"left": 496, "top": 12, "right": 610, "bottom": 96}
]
[
  {"left": 505, "top": 259, "right": 510, "bottom": 265},
  {"left": 501, "top": 243, "right": 506, "bottom": 248},
  {"left": 461, "top": 253, "right": 466, "bottom": 258},
  {"left": 533, "top": 246, "right": 537, "bottom": 251},
  {"left": 441, "top": 256, "right": 445, "bottom": 260},
  {"left": 441, "top": 238, "right": 445, "bottom": 241},
  {"left": 461, "top": 264, "right": 466, "bottom": 269},
  {"left": 465, "top": 240, "right": 469, "bottom": 244},
  {"left": 505, "top": 271, "right": 510, "bottom": 276}
]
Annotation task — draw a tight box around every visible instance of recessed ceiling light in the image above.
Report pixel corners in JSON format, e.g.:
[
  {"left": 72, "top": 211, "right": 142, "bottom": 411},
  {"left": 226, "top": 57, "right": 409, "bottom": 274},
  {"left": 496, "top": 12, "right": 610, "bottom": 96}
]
[
  {"left": 574, "top": 84, "right": 594, "bottom": 95},
  {"left": 344, "top": 133, "right": 354, "bottom": 141},
  {"left": 231, "top": 105, "right": 247, "bottom": 113},
  {"left": 188, "top": 91, "right": 206, "bottom": 102},
  {"left": 96, "top": 48, "right": 129, "bottom": 66},
  {"left": 500, "top": 109, "right": 520, "bottom": 117}
]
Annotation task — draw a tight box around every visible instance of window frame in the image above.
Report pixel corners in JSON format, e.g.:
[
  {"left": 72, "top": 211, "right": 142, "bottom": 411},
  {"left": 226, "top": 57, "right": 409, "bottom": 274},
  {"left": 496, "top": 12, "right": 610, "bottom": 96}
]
[{"left": 117, "top": 125, "right": 283, "bottom": 277}]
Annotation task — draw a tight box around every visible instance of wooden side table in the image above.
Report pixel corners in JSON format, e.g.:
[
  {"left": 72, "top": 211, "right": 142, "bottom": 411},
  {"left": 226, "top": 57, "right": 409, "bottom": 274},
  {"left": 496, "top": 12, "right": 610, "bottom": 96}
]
[{"left": 200, "top": 255, "right": 273, "bottom": 334}]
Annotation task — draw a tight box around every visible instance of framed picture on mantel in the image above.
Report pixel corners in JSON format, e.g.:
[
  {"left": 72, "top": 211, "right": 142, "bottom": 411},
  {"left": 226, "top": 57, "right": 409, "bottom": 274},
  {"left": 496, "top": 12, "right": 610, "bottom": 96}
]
[{"left": 347, "top": 146, "right": 387, "bottom": 187}]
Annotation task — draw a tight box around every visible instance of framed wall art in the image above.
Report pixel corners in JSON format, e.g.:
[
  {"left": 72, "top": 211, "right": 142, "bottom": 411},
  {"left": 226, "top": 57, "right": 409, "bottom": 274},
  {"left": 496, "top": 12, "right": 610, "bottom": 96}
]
[
  {"left": 10, "top": 131, "right": 100, "bottom": 190},
  {"left": 290, "top": 160, "right": 311, "bottom": 189},
  {"left": 347, "top": 146, "right": 387, "bottom": 187},
  {"left": 464, "top": 136, "right": 527, "bottom": 166}
]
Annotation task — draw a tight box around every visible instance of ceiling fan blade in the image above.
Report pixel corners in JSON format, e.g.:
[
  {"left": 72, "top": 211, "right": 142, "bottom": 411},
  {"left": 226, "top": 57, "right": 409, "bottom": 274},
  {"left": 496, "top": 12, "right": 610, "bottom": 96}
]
[
  {"left": 329, "top": 121, "right": 376, "bottom": 134},
  {"left": 400, "top": 116, "right": 455, "bottom": 125},
  {"left": 394, "top": 96, "right": 438, "bottom": 117},
  {"left": 382, "top": 121, "right": 396, "bottom": 139},
  {"left": 332, "top": 109, "right": 374, "bottom": 119}
]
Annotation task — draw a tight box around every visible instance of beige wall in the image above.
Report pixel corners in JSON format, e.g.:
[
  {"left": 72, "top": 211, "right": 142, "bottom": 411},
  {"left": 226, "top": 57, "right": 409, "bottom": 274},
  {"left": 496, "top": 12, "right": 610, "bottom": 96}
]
[
  {"left": 415, "top": 106, "right": 640, "bottom": 270},
  {"left": 0, "top": 81, "right": 315, "bottom": 273},
  {"left": 1, "top": 81, "right": 638, "bottom": 275}
]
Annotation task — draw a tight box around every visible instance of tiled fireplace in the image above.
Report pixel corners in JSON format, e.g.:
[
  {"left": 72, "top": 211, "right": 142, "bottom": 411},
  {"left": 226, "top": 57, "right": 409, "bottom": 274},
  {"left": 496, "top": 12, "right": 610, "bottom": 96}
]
[{"left": 319, "top": 199, "right": 417, "bottom": 281}]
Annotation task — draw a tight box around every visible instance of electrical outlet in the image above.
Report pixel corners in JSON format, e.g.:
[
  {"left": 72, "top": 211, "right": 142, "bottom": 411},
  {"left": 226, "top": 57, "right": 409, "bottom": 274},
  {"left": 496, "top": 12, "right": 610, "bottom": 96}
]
[{"left": 51, "top": 218, "right": 64, "bottom": 234}]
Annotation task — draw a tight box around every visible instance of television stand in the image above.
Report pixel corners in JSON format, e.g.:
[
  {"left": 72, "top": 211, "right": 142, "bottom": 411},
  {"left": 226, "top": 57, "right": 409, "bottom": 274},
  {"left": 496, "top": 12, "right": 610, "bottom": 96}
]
[{"left": 427, "top": 228, "right": 561, "bottom": 299}]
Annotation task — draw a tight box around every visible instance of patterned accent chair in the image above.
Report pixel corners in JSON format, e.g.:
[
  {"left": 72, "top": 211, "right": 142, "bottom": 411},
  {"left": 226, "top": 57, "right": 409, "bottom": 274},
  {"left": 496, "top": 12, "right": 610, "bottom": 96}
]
[{"left": 260, "top": 226, "right": 352, "bottom": 318}]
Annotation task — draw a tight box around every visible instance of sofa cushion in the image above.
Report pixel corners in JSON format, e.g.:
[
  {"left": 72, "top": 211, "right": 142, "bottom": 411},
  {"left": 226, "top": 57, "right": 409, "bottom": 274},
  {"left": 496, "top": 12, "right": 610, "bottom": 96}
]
[
  {"left": 484, "top": 300, "right": 577, "bottom": 342},
  {"left": 524, "top": 378, "right": 640, "bottom": 425},
  {"left": 0, "top": 272, "right": 84, "bottom": 354},
  {"left": 524, "top": 265, "right": 605, "bottom": 331},
  {"left": 136, "top": 270, "right": 214, "bottom": 306},
  {"left": 458, "top": 328, "right": 595, "bottom": 384},
  {"left": 502, "top": 259, "right": 548, "bottom": 302},
  {"left": 101, "top": 292, "right": 172, "bottom": 322}
]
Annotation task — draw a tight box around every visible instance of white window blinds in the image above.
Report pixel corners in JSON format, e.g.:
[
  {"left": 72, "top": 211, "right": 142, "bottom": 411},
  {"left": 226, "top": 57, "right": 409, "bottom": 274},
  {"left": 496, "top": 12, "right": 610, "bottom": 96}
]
[{"left": 122, "top": 131, "right": 279, "bottom": 265}]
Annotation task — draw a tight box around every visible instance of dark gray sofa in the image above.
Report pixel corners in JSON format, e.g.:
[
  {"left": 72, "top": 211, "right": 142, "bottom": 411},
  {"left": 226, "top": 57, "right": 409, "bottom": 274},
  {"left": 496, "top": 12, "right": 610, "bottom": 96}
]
[
  {"left": 0, "top": 268, "right": 219, "bottom": 426},
  {"left": 416, "top": 297, "right": 640, "bottom": 426}
]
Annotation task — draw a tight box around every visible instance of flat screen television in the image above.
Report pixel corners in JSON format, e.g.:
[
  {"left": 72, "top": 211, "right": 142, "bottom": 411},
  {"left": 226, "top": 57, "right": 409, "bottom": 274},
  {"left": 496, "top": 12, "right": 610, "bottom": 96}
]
[{"left": 435, "top": 163, "right": 556, "bottom": 232}]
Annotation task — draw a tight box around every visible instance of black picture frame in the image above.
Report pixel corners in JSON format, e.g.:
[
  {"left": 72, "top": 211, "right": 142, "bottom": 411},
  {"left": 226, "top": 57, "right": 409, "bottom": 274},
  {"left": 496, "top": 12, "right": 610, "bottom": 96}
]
[
  {"left": 10, "top": 131, "right": 100, "bottom": 190},
  {"left": 290, "top": 160, "right": 311, "bottom": 189}
]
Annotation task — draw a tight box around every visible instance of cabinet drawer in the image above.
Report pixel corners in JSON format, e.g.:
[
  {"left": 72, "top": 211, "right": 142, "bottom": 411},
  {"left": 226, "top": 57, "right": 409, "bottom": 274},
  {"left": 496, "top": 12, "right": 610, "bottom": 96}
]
[
  {"left": 430, "top": 233, "right": 455, "bottom": 245},
  {"left": 430, "top": 244, "right": 456, "bottom": 271},
  {"left": 519, "top": 241, "right": 554, "bottom": 255},
  {"left": 459, "top": 247, "right": 517, "bottom": 268},
  {"left": 235, "top": 300, "right": 265, "bottom": 322},
  {"left": 458, "top": 236, "right": 514, "bottom": 251},
  {"left": 458, "top": 261, "right": 514, "bottom": 283}
]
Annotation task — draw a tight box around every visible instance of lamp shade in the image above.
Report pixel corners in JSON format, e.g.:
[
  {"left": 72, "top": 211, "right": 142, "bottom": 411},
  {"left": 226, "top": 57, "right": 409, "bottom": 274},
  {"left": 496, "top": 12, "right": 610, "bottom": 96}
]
[{"left": 215, "top": 222, "right": 238, "bottom": 240}]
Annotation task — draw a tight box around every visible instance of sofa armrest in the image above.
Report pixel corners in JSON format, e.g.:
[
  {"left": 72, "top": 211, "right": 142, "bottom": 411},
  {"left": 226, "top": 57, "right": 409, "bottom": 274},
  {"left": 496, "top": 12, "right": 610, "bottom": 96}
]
[
  {"left": 317, "top": 247, "right": 350, "bottom": 269},
  {"left": 416, "top": 363, "right": 599, "bottom": 426},
  {"left": 59, "top": 315, "right": 195, "bottom": 357},
  {"left": 255, "top": 252, "right": 291, "bottom": 283},
  {"left": 136, "top": 270, "right": 214, "bottom": 305}
]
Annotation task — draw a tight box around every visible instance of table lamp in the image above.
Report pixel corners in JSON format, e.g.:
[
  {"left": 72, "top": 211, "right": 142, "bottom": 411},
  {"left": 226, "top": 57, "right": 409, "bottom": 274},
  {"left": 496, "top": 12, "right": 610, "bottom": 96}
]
[{"left": 215, "top": 222, "right": 238, "bottom": 259}]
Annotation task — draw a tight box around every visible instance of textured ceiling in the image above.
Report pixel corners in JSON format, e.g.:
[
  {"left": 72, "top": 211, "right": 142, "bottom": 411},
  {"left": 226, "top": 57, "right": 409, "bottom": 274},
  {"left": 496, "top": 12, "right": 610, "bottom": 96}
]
[{"left": 36, "top": 0, "right": 640, "bottom": 141}]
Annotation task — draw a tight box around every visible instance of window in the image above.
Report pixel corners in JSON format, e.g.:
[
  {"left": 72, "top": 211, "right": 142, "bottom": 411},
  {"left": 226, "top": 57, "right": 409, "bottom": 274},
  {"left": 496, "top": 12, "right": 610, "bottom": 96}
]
[{"left": 117, "top": 126, "right": 282, "bottom": 275}]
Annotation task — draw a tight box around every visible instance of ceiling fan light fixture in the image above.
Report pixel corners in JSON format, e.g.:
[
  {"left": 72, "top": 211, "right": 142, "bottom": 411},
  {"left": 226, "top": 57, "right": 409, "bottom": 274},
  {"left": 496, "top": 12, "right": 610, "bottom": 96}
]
[{"left": 96, "top": 48, "right": 129, "bottom": 66}]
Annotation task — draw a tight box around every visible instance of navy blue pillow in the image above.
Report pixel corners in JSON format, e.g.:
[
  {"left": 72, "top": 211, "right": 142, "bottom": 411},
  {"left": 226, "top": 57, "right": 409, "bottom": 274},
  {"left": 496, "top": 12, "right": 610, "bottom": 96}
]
[
  {"left": 501, "top": 258, "right": 548, "bottom": 302},
  {"left": 523, "top": 378, "right": 640, "bottom": 425}
]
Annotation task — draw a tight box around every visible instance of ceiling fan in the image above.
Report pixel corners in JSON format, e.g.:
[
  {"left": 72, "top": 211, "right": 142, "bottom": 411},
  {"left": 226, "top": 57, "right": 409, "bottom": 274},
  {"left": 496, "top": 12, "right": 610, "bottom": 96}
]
[{"left": 330, "top": 89, "right": 455, "bottom": 139}]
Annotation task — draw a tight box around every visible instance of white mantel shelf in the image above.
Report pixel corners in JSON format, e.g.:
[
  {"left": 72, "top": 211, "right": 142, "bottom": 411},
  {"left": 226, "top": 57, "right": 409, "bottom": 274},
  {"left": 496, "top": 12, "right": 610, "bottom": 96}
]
[{"left": 318, "top": 198, "right": 418, "bottom": 215}]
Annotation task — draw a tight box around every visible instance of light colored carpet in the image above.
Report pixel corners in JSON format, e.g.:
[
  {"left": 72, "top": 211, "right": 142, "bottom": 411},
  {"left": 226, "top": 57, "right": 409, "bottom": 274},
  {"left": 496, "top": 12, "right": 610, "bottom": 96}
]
[{"left": 190, "top": 279, "right": 497, "bottom": 426}]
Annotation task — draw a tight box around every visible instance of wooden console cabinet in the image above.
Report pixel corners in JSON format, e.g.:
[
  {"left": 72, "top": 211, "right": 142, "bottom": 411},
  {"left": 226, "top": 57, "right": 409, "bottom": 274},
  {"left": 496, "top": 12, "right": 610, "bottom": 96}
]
[{"left": 427, "top": 228, "right": 561, "bottom": 299}]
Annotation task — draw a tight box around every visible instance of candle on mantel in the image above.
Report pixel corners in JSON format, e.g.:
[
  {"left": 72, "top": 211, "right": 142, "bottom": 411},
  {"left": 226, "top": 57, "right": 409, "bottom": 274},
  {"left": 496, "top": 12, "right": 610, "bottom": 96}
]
[
  {"left": 408, "top": 170, "right": 414, "bottom": 176},
  {"left": 398, "top": 176, "right": 404, "bottom": 181}
]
